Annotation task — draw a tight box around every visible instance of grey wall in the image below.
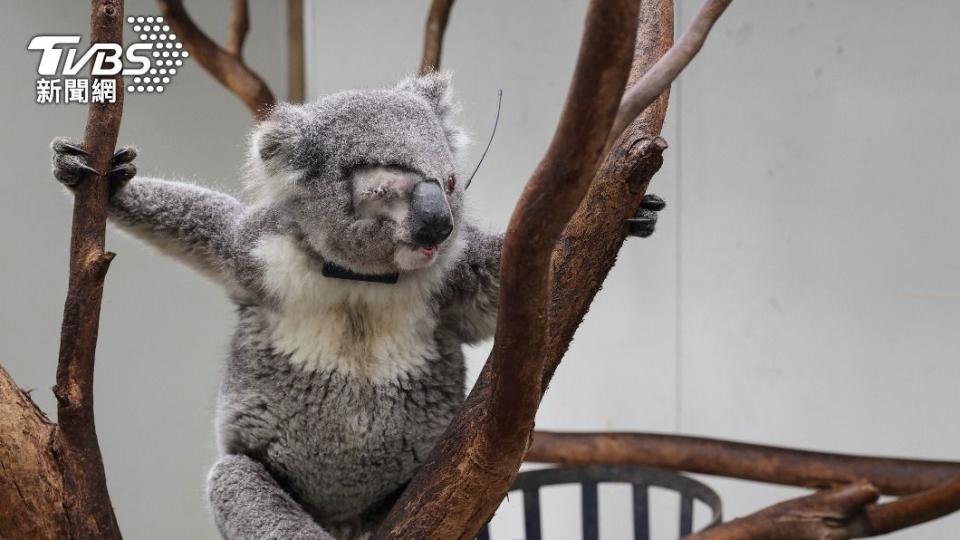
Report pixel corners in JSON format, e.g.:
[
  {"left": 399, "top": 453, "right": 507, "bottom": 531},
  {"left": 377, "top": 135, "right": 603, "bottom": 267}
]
[{"left": 1, "top": 1, "right": 957, "bottom": 539}]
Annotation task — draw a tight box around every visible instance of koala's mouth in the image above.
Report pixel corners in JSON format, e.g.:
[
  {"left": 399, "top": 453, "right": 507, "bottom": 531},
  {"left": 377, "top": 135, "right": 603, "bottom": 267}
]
[{"left": 394, "top": 242, "right": 443, "bottom": 271}]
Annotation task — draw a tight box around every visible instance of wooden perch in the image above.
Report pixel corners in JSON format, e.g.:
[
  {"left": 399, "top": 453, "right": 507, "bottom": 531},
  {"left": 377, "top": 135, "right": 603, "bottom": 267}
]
[
  {"left": 419, "top": 0, "right": 455, "bottom": 74},
  {"left": 157, "top": 0, "right": 276, "bottom": 119},
  {"left": 527, "top": 431, "right": 960, "bottom": 496},
  {"left": 688, "top": 476, "right": 960, "bottom": 539},
  {"left": 863, "top": 476, "right": 960, "bottom": 536},
  {"left": 689, "top": 481, "right": 881, "bottom": 540}
]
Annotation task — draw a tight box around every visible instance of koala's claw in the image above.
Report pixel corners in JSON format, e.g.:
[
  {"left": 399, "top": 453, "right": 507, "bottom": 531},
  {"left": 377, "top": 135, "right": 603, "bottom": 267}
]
[
  {"left": 53, "top": 138, "right": 90, "bottom": 157},
  {"left": 109, "top": 162, "right": 137, "bottom": 184},
  {"left": 51, "top": 137, "right": 137, "bottom": 192},
  {"left": 112, "top": 146, "right": 137, "bottom": 164},
  {"left": 627, "top": 193, "right": 666, "bottom": 238},
  {"left": 639, "top": 193, "right": 666, "bottom": 212}
]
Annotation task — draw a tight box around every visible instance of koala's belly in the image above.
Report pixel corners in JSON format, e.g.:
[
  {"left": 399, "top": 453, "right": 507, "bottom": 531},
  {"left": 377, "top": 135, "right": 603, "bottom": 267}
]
[{"left": 217, "top": 323, "right": 465, "bottom": 526}]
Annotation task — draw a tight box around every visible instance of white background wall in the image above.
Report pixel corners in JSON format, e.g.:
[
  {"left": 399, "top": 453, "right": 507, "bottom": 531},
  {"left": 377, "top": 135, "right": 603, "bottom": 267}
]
[{"left": 0, "top": 1, "right": 956, "bottom": 539}]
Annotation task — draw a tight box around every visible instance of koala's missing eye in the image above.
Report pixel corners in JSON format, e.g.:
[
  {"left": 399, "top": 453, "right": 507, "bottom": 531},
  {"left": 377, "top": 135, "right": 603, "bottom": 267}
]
[{"left": 349, "top": 166, "right": 455, "bottom": 271}]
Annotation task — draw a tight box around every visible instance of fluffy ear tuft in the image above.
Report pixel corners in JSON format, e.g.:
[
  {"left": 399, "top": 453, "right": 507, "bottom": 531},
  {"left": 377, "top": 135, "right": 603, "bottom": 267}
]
[
  {"left": 397, "top": 72, "right": 469, "bottom": 158},
  {"left": 243, "top": 103, "right": 310, "bottom": 204},
  {"left": 253, "top": 103, "right": 307, "bottom": 165}
]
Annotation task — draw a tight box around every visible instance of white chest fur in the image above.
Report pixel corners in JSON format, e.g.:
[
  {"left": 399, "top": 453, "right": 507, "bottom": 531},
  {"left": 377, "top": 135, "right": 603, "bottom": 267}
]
[{"left": 252, "top": 234, "right": 447, "bottom": 383}]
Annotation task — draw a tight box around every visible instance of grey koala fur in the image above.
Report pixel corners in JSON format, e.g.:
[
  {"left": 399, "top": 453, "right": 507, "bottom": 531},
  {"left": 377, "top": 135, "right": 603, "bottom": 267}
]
[{"left": 51, "top": 72, "right": 659, "bottom": 540}]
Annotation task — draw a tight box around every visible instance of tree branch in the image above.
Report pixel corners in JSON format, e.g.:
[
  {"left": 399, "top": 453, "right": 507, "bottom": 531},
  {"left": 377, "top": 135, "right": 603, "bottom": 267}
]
[
  {"left": 157, "top": 0, "right": 276, "bottom": 120},
  {"left": 0, "top": 365, "right": 67, "bottom": 539},
  {"left": 225, "top": 0, "right": 249, "bottom": 56},
  {"left": 419, "top": 0, "right": 455, "bottom": 75},
  {"left": 609, "top": 0, "right": 732, "bottom": 146},
  {"left": 543, "top": 0, "right": 674, "bottom": 388},
  {"left": 687, "top": 476, "right": 960, "bottom": 539},
  {"left": 287, "top": 0, "right": 305, "bottom": 102},
  {"left": 689, "top": 481, "right": 880, "bottom": 540},
  {"left": 526, "top": 431, "right": 960, "bottom": 496},
  {"left": 51, "top": 1, "right": 125, "bottom": 537},
  {"left": 375, "top": 1, "right": 641, "bottom": 537},
  {"left": 863, "top": 476, "right": 960, "bottom": 536}
]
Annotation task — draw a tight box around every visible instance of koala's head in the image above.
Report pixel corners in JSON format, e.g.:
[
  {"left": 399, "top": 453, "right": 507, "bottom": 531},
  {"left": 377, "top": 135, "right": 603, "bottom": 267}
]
[{"left": 246, "top": 73, "right": 468, "bottom": 275}]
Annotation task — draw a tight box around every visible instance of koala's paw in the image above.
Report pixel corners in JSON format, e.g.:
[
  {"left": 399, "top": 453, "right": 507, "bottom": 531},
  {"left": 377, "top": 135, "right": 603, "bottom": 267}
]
[
  {"left": 51, "top": 137, "right": 137, "bottom": 193},
  {"left": 626, "top": 193, "right": 666, "bottom": 238}
]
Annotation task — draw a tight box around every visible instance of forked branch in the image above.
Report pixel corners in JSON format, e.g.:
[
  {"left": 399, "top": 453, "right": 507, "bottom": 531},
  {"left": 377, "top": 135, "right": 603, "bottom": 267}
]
[
  {"left": 687, "top": 476, "right": 960, "bottom": 539},
  {"left": 419, "top": 0, "right": 456, "bottom": 74},
  {"left": 157, "top": 0, "right": 276, "bottom": 119},
  {"left": 609, "top": 0, "right": 732, "bottom": 146},
  {"left": 375, "top": 0, "right": 642, "bottom": 536},
  {"left": 527, "top": 431, "right": 960, "bottom": 496},
  {"left": 690, "top": 481, "right": 881, "bottom": 540}
]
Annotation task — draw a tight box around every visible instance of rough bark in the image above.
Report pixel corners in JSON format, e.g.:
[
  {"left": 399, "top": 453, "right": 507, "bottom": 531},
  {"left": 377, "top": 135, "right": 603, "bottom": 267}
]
[
  {"left": 375, "top": 1, "right": 642, "bottom": 537},
  {"left": 543, "top": 0, "right": 674, "bottom": 388},
  {"left": 689, "top": 481, "right": 880, "bottom": 540},
  {"left": 527, "top": 431, "right": 960, "bottom": 496},
  {"left": 157, "top": 0, "right": 276, "bottom": 120},
  {"left": 49, "top": 1, "right": 126, "bottom": 537},
  {"left": 419, "top": 0, "right": 455, "bottom": 74},
  {"left": 0, "top": 365, "right": 68, "bottom": 540}
]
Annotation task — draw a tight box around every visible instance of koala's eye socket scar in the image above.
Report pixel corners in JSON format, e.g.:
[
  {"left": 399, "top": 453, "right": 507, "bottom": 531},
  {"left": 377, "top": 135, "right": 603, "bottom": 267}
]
[{"left": 446, "top": 174, "right": 456, "bottom": 193}]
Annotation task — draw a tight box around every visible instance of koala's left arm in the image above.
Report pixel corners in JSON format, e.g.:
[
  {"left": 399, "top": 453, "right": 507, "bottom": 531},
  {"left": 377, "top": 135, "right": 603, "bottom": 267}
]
[
  {"left": 440, "top": 224, "right": 502, "bottom": 344},
  {"left": 51, "top": 138, "right": 261, "bottom": 294}
]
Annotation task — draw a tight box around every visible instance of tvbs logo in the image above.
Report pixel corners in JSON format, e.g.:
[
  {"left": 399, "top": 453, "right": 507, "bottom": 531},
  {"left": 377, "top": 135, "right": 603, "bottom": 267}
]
[{"left": 28, "top": 15, "right": 188, "bottom": 104}]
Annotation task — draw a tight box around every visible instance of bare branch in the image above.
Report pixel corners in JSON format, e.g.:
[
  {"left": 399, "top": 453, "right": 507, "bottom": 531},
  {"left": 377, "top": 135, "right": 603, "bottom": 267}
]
[
  {"left": 543, "top": 0, "right": 674, "bottom": 389},
  {"left": 688, "top": 476, "right": 960, "bottom": 539},
  {"left": 689, "top": 481, "right": 880, "bottom": 540},
  {"left": 375, "top": 1, "right": 641, "bottom": 536},
  {"left": 609, "top": 0, "right": 732, "bottom": 146},
  {"left": 527, "top": 431, "right": 960, "bottom": 496},
  {"left": 51, "top": 1, "right": 125, "bottom": 537},
  {"left": 863, "top": 476, "right": 960, "bottom": 536},
  {"left": 225, "top": 0, "right": 249, "bottom": 56},
  {"left": 287, "top": 0, "right": 305, "bottom": 102},
  {"left": 157, "top": 0, "right": 276, "bottom": 120},
  {"left": 419, "top": 0, "right": 455, "bottom": 74}
]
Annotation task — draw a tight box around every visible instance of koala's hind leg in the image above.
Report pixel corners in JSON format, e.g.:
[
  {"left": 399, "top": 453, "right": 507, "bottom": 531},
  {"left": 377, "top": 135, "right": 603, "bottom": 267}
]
[{"left": 208, "top": 454, "right": 333, "bottom": 540}]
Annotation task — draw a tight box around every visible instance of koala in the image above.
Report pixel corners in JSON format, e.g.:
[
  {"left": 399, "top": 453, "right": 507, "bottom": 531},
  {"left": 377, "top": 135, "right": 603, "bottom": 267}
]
[{"left": 51, "top": 73, "right": 664, "bottom": 540}]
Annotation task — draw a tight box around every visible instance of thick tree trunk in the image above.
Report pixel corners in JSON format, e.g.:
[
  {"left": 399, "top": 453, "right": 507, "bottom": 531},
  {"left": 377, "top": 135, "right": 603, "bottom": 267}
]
[{"left": 0, "top": 365, "right": 68, "bottom": 539}]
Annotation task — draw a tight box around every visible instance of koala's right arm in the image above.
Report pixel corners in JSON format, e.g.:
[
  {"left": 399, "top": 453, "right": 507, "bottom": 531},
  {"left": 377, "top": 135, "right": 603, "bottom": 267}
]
[{"left": 51, "top": 138, "right": 261, "bottom": 294}]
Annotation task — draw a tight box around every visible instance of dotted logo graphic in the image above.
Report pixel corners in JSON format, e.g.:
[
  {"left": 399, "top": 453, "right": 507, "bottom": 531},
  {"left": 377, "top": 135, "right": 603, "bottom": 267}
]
[{"left": 125, "top": 15, "right": 188, "bottom": 94}]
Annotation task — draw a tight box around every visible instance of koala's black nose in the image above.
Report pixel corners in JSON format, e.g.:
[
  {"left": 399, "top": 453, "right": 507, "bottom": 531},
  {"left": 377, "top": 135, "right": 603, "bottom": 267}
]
[
  {"left": 414, "top": 216, "right": 453, "bottom": 247},
  {"left": 410, "top": 181, "right": 453, "bottom": 247}
]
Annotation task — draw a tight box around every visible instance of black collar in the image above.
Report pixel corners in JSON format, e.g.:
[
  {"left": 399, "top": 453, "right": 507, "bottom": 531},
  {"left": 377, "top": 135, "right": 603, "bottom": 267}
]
[{"left": 321, "top": 261, "right": 399, "bottom": 284}]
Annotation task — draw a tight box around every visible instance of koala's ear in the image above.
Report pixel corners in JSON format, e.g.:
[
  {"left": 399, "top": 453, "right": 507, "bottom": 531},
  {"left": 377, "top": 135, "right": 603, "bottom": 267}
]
[
  {"left": 397, "top": 72, "right": 469, "bottom": 158},
  {"left": 244, "top": 103, "right": 312, "bottom": 203},
  {"left": 252, "top": 102, "right": 308, "bottom": 166}
]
